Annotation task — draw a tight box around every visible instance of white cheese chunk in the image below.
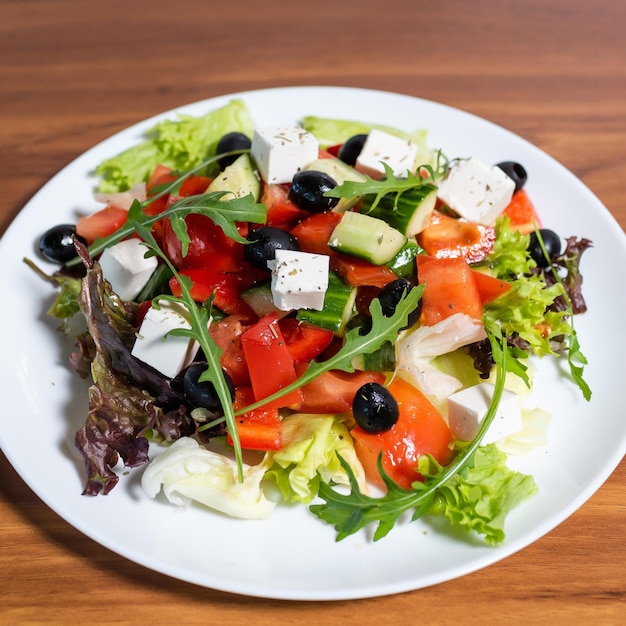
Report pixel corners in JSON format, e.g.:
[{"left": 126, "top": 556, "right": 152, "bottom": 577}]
[
  {"left": 447, "top": 382, "right": 522, "bottom": 444},
  {"left": 131, "top": 300, "right": 198, "bottom": 378},
  {"left": 436, "top": 157, "right": 515, "bottom": 225},
  {"left": 98, "top": 238, "right": 158, "bottom": 301},
  {"left": 251, "top": 126, "right": 319, "bottom": 184},
  {"left": 267, "top": 249, "right": 329, "bottom": 311},
  {"left": 355, "top": 129, "right": 419, "bottom": 179}
]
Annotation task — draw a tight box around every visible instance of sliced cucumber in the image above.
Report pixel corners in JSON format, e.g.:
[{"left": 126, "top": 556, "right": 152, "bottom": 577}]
[
  {"left": 362, "top": 184, "right": 438, "bottom": 237},
  {"left": 206, "top": 153, "right": 261, "bottom": 201},
  {"left": 386, "top": 240, "right": 421, "bottom": 280},
  {"left": 296, "top": 272, "right": 356, "bottom": 335},
  {"left": 304, "top": 157, "right": 366, "bottom": 212},
  {"left": 328, "top": 210, "right": 407, "bottom": 265},
  {"left": 240, "top": 281, "right": 286, "bottom": 318}
]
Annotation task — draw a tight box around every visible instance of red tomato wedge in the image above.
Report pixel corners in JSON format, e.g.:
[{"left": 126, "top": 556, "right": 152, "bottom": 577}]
[
  {"left": 179, "top": 175, "right": 212, "bottom": 197},
  {"left": 471, "top": 270, "right": 512, "bottom": 305},
  {"left": 417, "top": 255, "right": 483, "bottom": 325},
  {"left": 209, "top": 315, "right": 251, "bottom": 386},
  {"left": 290, "top": 366, "right": 385, "bottom": 414},
  {"left": 241, "top": 313, "right": 304, "bottom": 409},
  {"left": 261, "top": 183, "right": 310, "bottom": 230},
  {"left": 277, "top": 318, "right": 335, "bottom": 365},
  {"left": 351, "top": 377, "right": 453, "bottom": 490},
  {"left": 147, "top": 164, "right": 178, "bottom": 191},
  {"left": 228, "top": 386, "right": 282, "bottom": 451},
  {"left": 418, "top": 211, "right": 495, "bottom": 264},
  {"left": 502, "top": 189, "right": 542, "bottom": 234},
  {"left": 330, "top": 253, "right": 398, "bottom": 288},
  {"left": 76, "top": 205, "right": 128, "bottom": 244},
  {"left": 290, "top": 210, "right": 342, "bottom": 255},
  {"left": 168, "top": 269, "right": 258, "bottom": 320}
]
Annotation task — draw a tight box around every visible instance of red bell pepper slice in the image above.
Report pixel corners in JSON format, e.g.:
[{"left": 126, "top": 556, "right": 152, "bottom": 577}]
[
  {"left": 290, "top": 210, "right": 342, "bottom": 255},
  {"left": 228, "top": 387, "right": 282, "bottom": 451},
  {"left": 241, "top": 313, "right": 304, "bottom": 409},
  {"left": 169, "top": 268, "right": 258, "bottom": 320},
  {"left": 277, "top": 318, "right": 334, "bottom": 364},
  {"left": 330, "top": 252, "right": 398, "bottom": 288}
]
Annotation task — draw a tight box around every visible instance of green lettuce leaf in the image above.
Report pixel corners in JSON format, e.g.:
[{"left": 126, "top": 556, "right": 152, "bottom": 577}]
[
  {"left": 423, "top": 444, "right": 537, "bottom": 545},
  {"left": 266, "top": 413, "right": 368, "bottom": 503},
  {"left": 301, "top": 115, "right": 430, "bottom": 150},
  {"left": 96, "top": 99, "right": 255, "bottom": 193}
]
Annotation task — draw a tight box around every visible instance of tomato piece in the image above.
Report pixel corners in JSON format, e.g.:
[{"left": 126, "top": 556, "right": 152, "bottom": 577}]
[
  {"left": 277, "top": 318, "right": 335, "bottom": 364},
  {"left": 179, "top": 175, "right": 212, "bottom": 197},
  {"left": 161, "top": 213, "right": 248, "bottom": 272},
  {"left": 502, "top": 189, "right": 542, "bottom": 234},
  {"left": 471, "top": 270, "right": 512, "bottom": 305},
  {"left": 76, "top": 205, "right": 128, "bottom": 244},
  {"left": 290, "top": 366, "right": 385, "bottom": 414},
  {"left": 351, "top": 377, "right": 453, "bottom": 489},
  {"left": 241, "top": 313, "right": 304, "bottom": 409},
  {"left": 209, "top": 315, "right": 251, "bottom": 386},
  {"left": 417, "top": 255, "right": 483, "bottom": 325},
  {"left": 331, "top": 253, "right": 397, "bottom": 287},
  {"left": 418, "top": 211, "right": 495, "bottom": 264},
  {"left": 325, "top": 145, "right": 342, "bottom": 157},
  {"left": 290, "top": 210, "right": 342, "bottom": 255},
  {"left": 169, "top": 269, "right": 258, "bottom": 320},
  {"left": 147, "top": 164, "right": 178, "bottom": 191},
  {"left": 261, "top": 183, "right": 310, "bottom": 230},
  {"left": 227, "top": 387, "right": 282, "bottom": 451}
]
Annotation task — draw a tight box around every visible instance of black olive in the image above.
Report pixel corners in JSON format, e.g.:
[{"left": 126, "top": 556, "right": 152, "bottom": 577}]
[
  {"left": 39, "top": 224, "right": 87, "bottom": 264},
  {"left": 244, "top": 225, "right": 300, "bottom": 270},
  {"left": 183, "top": 363, "right": 235, "bottom": 411},
  {"left": 495, "top": 161, "right": 528, "bottom": 193},
  {"left": 353, "top": 382, "right": 399, "bottom": 433},
  {"left": 378, "top": 278, "right": 421, "bottom": 328},
  {"left": 288, "top": 170, "right": 340, "bottom": 213},
  {"left": 338, "top": 133, "right": 368, "bottom": 166},
  {"left": 216, "top": 132, "right": 252, "bottom": 169},
  {"left": 528, "top": 229, "right": 562, "bottom": 268}
]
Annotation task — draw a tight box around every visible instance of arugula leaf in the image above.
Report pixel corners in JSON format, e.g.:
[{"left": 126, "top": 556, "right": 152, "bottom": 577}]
[
  {"left": 325, "top": 159, "right": 447, "bottom": 211},
  {"left": 234, "top": 285, "right": 424, "bottom": 415},
  {"left": 129, "top": 220, "right": 245, "bottom": 480},
  {"left": 309, "top": 331, "right": 510, "bottom": 542}
]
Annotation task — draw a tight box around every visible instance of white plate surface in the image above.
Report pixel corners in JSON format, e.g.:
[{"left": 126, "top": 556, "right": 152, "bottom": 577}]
[{"left": 1, "top": 86, "right": 625, "bottom": 601}]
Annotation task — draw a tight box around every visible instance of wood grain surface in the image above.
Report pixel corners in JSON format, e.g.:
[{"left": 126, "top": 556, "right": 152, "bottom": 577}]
[{"left": 1, "top": 0, "right": 624, "bottom": 623}]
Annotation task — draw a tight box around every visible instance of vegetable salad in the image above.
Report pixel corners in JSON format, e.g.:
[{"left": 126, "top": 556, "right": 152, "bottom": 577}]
[{"left": 31, "top": 99, "right": 592, "bottom": 545}]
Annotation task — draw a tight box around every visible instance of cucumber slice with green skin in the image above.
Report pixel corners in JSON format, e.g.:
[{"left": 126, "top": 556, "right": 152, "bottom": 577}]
[
  {"left": 206, "top": 153, "right": 261, "bottom": 201},
  {"left": 240, "top": 281, "right": 287, "bottom": 318},
  {"left": 296, "top": 272, "right": 356, "bottom": 335},
  {"left": 361, "top": 184, "right": 438, "bottom": 238},
  {"left": 352, "top": 340, "right": 396, "bottom": 372},
  {"left": 386, "top": 240, "right": 421, "bottom": 280},
  {"left": 328, "top": 210, "right": 407, "bottom": 265},
  {"left": 304, "top": 157, "right": 366, "bottom": 212}
]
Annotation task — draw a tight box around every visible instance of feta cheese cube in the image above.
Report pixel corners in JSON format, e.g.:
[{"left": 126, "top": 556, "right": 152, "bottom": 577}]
[
  {"left": 98, "top": 238, "right": 158, "bottom": 301},
  {"left": 131, "top": 300, "right": 198, "bottom": 378},
  {"left": 267, "top": 249, "right": 329, "bottom": 311},
  {"left": 251, "top": 126, "right": 319, "bottom": 184},
  {"left": 355, "top": 129, "right": 419, "bottom": 179},
  {"left": 447, "top": 382, "right": 522, "bottom": 444},
  {"left": 436, "top": 157, "right": 515, "bottom": 225}
]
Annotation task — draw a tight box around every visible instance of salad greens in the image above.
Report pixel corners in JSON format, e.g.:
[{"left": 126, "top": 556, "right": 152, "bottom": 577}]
[
  {"left": 31, "top": 98, "right": 592, "bottom": 545},
  {"left": 96, "top": 99, "right": 255, "bottom": 193}
]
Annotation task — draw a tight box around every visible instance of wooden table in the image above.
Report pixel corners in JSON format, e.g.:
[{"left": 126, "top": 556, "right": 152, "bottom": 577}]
[{"left": 1, "top": 0, "right": 624, "bottom": 623}]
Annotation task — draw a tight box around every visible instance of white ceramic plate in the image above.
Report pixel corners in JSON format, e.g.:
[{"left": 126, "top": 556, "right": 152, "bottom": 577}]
[{"left": 1, "top": 87, "right": 625, "bottom": 601}]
